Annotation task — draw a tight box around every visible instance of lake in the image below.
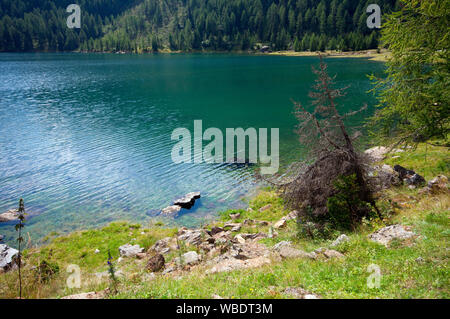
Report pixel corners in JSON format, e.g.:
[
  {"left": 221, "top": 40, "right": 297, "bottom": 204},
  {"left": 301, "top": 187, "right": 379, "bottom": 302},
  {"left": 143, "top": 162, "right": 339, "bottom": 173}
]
[{"left": 0, "top": 53, "right": 384, "bottom": 245}]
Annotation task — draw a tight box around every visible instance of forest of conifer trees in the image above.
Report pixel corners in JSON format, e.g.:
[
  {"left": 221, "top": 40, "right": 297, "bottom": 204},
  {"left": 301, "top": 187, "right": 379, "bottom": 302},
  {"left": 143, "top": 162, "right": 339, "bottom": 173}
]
[{"left": 0, "top": 0, "right": 401, "bottom": 53}]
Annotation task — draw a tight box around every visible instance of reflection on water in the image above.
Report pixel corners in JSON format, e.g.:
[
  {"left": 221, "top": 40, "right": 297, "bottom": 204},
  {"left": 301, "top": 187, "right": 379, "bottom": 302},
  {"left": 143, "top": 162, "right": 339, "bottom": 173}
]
[{"left": 0, "top": 53, "right": 383, "bottom": 244}]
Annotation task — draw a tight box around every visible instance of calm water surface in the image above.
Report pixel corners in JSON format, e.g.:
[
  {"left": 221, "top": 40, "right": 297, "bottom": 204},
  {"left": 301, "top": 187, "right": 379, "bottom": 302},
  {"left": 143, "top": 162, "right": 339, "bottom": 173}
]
[{"left": 0, "top": 53, "right": 384, "bottom": 244}]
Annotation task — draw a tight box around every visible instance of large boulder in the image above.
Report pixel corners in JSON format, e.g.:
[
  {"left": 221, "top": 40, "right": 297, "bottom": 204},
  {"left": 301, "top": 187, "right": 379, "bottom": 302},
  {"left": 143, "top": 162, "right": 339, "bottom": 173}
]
[
  {"left": 146, "top": 254, "right": 165, "bottom": 272},
  {"left": 394, "top": 165, "right": 426, "bottom": 186},
  {"left": 423, "top": 175, "right": 449, "bottom": 194},
  {"left": 150, "top": 237, "right": 174, "bottom": 255},
  {"left": 365, "top": 146, "right": 389, "bottom": 162},
  {"left": 118, "top": 244, "right": 144, "bottom": 257},
  {"left": 0, "top": 244, "right": 19, "bottom": 272},
  {"left": 368, "top": 225, "right": 416, "bottom": 247},
  {"left": 173, "top": 192, "right": 201, "bottom": 209},
  {"left": 278, "top": 246, "right": 316, "bottom": 260}
]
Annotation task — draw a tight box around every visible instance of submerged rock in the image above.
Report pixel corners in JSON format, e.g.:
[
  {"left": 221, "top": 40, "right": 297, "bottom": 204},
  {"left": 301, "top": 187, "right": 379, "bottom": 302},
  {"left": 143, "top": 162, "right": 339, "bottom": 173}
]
[
  {"left": 160, "top": 205, "right": 182, "bottom": 218},
  {"left": 0, "top": 244, "right": 19, "bottom": 272},
  {"left": 0, "top": 209, "right": 19, "bottom": 222}
]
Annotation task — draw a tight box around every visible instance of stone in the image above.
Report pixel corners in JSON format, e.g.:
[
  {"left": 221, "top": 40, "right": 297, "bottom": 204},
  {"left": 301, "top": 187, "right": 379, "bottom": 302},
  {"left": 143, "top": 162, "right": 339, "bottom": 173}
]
[
  {"left": 415, "top": 257, "right": 425, "bottom": 264},
  {"left": 322, "top": 249, "right": 345, "bottom": 259},
  {"left": 61, "top": 291, "right": 106, "bottom": 299},
  {"left": 369, "top": 225, "right": 417, "bottom": 247},
  {"left": 365, "top": 146, "right": 388, "bottom": 162},
  {"left": 223, "top": 223, "right": 241, "bottom": 232},
  {"left": 283, "top": 287, "right": 320, "bottom": 299},
  {"left": 278, "top": 246, "right": 315, "bottom": 260},
  {"left": 207, "top": 256, "right": 271, "bottom": 274},
  {"left": 173, "top": 192, "right": 201, "bottom": 209},
  {"left": 229, "top": 213, "right": 241, "bottom": 220},
  {"left": 212, "top": 294, "right": 224, "bottom": 299},
  {"left": 160, "top": 205, "right": 182, "bottom": 217},
  {"left": 239, "top": 233, "right": 267, "bottom": 241},
  {"left": 150, "top": 237, "right": 173, "bottom": 254},
  {"left": 0, "top": 209, "right": 19, "bottom": 222},
  {"left": 406, "top": 173, "right": 426, "bottom": 186},
  {"left": 162, "top": 266, "right": 175, "bottom": 275},
  {"left": 118, "top": 244, "right": 144, "bottom": 257},
  {"left": 285, "top": 210, "right": 299, "bottom": 221},
  {"left": 272, "top": 241, "right": 292, "bottom": 251},
  {"left": 146, "top": 254, "right": 165, "bottom": 272},
  {"left": 394, "top": 165, "right": 416, "bottom": 180},
  {"left": 234, "top": 234, "right": 246, "bottom": 244},
  {"left": 0, "top": 244, "right": 19, "bottom": 272},
  {"left": 259, "top": 204, "right": 272, "bottom": 212},
  {"left": 273, "top": 218, "right": 287, "bottom": 229},
  {"left": 0, "top": 235, "right": 4, "bottom": 242},
  {"left": 374, "top": 164, "right": 402, "bottom": 189},
  {"left": 178, "top": 229, "right": 204, "bottom": 246},
  {"left": 427, "top": 175, "right": 448, "bottom": 193},
  {"left": 136, "top": 253, "right": 147, "bottom": 259},
  {"left": 330, "top": 234, "right": 349, "bottom": 248},
  {"left": 210, "top": 227, "right": 224, "bottom": 236},
  {"left": 175, "top": 251, "right": 201, "bottom": 266}
]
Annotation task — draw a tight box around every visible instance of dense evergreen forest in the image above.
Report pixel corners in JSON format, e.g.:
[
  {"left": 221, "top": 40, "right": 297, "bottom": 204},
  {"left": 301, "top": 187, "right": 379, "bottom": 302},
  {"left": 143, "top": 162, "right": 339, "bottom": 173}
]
[{"left": 0, "top": 0, "right": 401, "bottom": 52}]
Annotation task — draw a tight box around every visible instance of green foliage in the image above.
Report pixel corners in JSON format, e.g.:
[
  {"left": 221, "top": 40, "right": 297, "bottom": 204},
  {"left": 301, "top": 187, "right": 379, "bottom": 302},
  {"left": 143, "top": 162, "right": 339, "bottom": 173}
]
[
  {"left": 0, "top": 0, "right": 399, "bottom": 53},
  {"left": 36, "top": 260, "right": 60, "bottom": 283},
  {"left": 327, "top": 174, "right": 375, "bottom": 231},
  {"left": 370, "top": 0, "right": 450, "bottom": 145}
]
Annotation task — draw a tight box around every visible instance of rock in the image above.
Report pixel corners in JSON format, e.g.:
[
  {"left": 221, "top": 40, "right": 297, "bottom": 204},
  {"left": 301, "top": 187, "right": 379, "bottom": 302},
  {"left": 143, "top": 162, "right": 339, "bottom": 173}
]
[
  {"left": 61, "top": 291, "right": 105, "bottom": 299},
  {"left": 259, "top": 204, "right": 272, "bottom": 212},
  {"left": 278, "top": 246, "right": 315, "bottom": 260},
  {"left": 374, "top": 164, "right": 402, "bottom": 189},
  {"left": 118, "top": 244, "right": 144, "bottom": 257},
  {"left": 178, "top": 229, "right": 204, "bottom": 246},
  {"left": 0, "top": 209, "right": 19, "bottom": 222},
  {"left": 160, "top": 205, "right": 182, "bottom": 218},
  {"left": 406, "top": 173, "right": 426, "bottom": 186},
  {"left": 365, "top": 146, "right": 388, "bottom": 162},
  {"left": 223, "top": 223, "right": 241, "bottom": 232},
  {"left": 368, "top": 225, "right": 417, "bottom": 247},
  {"left": 283, "top": 287, "right": 320, "bottom": 299},
  {"left": 239, "top": 233, "right": 267, "bottom": 241},
  {"left": 162, "top": 266, "right": 175, "bottom": 275},
  {"left": 234, "top": 234, "right": 246, "bottom": 244},
  {"left": 175, "top": 251, "right": 200, "bottom": 266},
  {"left": 150, "top": 237, "right": 173, "bottom": 255},
  {"left": 285, "top": 210, "right": 299, "bottom": 221},
  {"left": 0, "top": 244, "right": 19, "bottom": 272},
  {"left": 427, "top": 175, "right": 448, "bottom": 193},
  {"left": 0, "top": 235, "right": 4, "bottom": 242},
  {"left": 330, "top": 234, "right": 349, "bottom": 247},
  {"left": 415, "top": 257, "right": 425, "bottom": 264},
  {"left": 273, "top": 241, "right": 292, "bottom": 251},
  {"left": 136, "top": 253, "right": 147, "bottom": 259},
  {"left": 173, "top": 192, "right": 201, "bottom": 209},
  {"left": 94, "top": 249, "right": 100, "bottom": 254},
  {"left": 268, "top": 227, "right": 278, "bottom": 238},
  {"left": 229, "top": 213, "right": 241, "bottom": 220},
  {"left": 273, "top": 218, "right": 287, "bottom": 229},
  {"left": 146, "top": 254, "right": 165, "bottom": 272},
  {"left": 207, "top": 256, "right": 271, "bottom": 274},
  {"left": 212, "top": 294, "right": 224, "bottom": 299},
  {"left": 210, "top": 227, "right": 224, "bottom": 236},
  {"left": 394, "top": 165, "right": 416, "bottom": 180},
  {"left": 322, "top": 249, "right": 345, "bottom": 259}
]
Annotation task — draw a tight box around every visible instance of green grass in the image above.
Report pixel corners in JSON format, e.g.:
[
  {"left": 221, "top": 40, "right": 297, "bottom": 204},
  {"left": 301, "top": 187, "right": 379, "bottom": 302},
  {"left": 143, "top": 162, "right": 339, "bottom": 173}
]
[{"left": 1, "top": 142, "right": 448, "bottom": 299}]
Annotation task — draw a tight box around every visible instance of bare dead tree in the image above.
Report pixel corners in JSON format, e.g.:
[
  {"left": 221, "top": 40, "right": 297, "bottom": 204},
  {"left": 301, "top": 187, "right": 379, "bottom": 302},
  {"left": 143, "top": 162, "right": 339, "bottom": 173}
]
[{"left": 270, "top": 56, "right": 381, "bottom": 228}]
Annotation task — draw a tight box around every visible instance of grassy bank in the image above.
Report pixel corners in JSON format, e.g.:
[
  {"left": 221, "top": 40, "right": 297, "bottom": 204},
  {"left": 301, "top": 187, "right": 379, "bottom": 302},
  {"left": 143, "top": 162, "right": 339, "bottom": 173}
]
[{"left": 0, "top": 142, "right": 448, "bottom": 299}]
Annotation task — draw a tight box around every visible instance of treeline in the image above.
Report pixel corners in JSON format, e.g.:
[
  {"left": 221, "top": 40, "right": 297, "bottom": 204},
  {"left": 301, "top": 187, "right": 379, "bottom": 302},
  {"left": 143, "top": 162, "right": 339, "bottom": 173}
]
[{"left": 0, "top": 0, "right": 401, "bottom": 53}]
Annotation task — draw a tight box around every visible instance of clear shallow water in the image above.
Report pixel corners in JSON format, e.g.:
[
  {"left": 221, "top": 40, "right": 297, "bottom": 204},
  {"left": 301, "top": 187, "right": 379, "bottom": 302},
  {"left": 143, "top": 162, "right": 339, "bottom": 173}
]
[{"left": 0, "top": 53, "right": 384, "bottom": 245}]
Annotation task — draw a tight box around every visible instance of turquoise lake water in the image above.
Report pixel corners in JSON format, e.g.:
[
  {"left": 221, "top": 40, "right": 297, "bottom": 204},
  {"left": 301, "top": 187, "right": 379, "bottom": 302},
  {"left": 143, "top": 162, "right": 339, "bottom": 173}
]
[{"left": 0, "top": 53, "right": 384, "bottom": 245}]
